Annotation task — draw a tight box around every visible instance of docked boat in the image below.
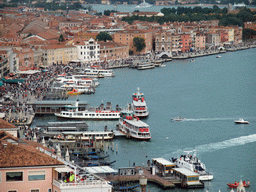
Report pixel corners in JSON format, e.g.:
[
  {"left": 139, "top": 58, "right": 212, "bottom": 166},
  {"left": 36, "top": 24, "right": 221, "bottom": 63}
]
[
  {"left": 190, "top": 59, "right": 195, "bottom": 62},
  {"left": 132, "top": 88, "right": 149, "bottom": 118},
  {"left": 54, "top": 101, "right": 120, "bottom": 120},
  {"left": 171, "top": 116, "right": 186, "bottom": 121},
  {"left": 137, "top": 62, "right": 155, "bottom": 70},
  {"left": 2, "top": 77, "right": 25, "bottom": 84},
  {"left": 84, "top": 68, "right": 115, "bottom": 77},
  {"left": 234, "top": 118, "right": 249, "bottom": 124},
  {"left": 67, "top": 89, "right": 82, "bottom": 95},
  {"left": 117, "top": 104, "right": 151, "bottom": 140},
  {"left": 59, "top": 131, "right": 114, "bottom": 141},
  {"left": 170, "top": 151, "right": 213, "bottom": 181}
]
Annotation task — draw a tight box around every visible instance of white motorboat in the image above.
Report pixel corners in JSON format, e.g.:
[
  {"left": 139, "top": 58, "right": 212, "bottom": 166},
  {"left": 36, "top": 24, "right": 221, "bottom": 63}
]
[
  {"left": 171, "top": 116, "right": 186, "bottom": 121},
  {"left": 190, "top": 59, "right": 195, "bottom": 62},
  {"left": 234, "top": 118, "right": 249, "bottom": 124},
  {"left": 132, "top": 88, "right": 149, "bottom": 118},
  {"left": 136, "top": 0, "right": 152, "bottom": 8},
  {"left": 117, "top": 104, "right": 151, "bottom": 140},
  {"left": 54, "top": 101, "right": 120, "bottom": 120},
  {"left": 216, "top": 55, "right": 222, "bottom": 58},
  {"left": 170, "top": 151, "right": 213, "bottom": 181}
]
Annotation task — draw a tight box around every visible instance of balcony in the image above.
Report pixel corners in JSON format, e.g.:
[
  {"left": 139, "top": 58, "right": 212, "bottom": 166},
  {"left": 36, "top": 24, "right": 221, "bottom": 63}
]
[{"left": 53, "top": 179, "right": 111, "bottom": 191}]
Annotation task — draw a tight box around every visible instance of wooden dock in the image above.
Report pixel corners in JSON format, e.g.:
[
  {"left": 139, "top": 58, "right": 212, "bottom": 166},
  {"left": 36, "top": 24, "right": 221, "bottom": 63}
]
[{"left": 106, "top": 167, "right": 178, "bottom": 189}]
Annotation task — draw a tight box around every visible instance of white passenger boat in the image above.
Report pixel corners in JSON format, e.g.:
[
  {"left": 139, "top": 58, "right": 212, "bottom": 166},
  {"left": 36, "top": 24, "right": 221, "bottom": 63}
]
[
  {"left": 136, "top": 0, "right": 152, "bottom": 8},
  {"left": 58, "top": 131, "right": 114, "bottom": 141},
  {"left": 56, "top": 75, "right": 99, "bottom": 87},
  {"left": 216, "top": 55, "right": 222, "bottom": 58},
  {"left": 132, "top": 88, "right": 149, "bottom": 118},
  {"left": 137, "top": 62, "right": 155, "bottom": 70},
  {"left": 84, "top": 68, "right": 115, "bottom": 77},
  {"left": 170, "top": 151, "right": 213, "bottom": 181},
  {"left": 54, "top": 101, "right": 120, "bottom": 120},
  {"left": 234, "top": 118, "right": 249, "bottom": 124},
  {"left": 117, "top": 104, "right": 151, "bottom": 140}
]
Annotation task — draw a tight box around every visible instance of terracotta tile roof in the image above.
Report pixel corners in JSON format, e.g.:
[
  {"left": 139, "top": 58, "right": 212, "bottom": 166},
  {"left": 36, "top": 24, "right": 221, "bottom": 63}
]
[
  {"left": 0, "top": 131, "right": 64, "bottom": 168},
  {"left": 0, "top": 119, "right": 17, "bottom": 129},
  {"left": 99, "top": 41, "right": 128, "bottom": 48}
]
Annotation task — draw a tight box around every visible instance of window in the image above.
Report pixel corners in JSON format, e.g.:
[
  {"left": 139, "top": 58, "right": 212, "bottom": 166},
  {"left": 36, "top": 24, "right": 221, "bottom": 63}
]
[
  {"left": 48, "top": 189, "right": 52, "bottom": 192},
  {"left": 6, "top": 172, "right": 23, "bottom": 182},
  {"left": 31, "top": 190, "right": 39, "bottom": 192},
  {"left": 28, "top": 170, "right": 45, "bottom": 181},
  {"left": 8, "top": 191, "right": 17, "bottom": 192},
  {"left": 0, "top": 171, "right": 1, "bottom": 183}
]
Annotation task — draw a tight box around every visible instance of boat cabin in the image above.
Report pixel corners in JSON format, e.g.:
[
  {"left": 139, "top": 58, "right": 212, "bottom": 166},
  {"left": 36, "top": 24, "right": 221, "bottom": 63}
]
[
  {"left": 61, "top": 131, "right": 114, "bottom": 141},
  {"left": 132, "top": 92, "right": 144, "bottom": 101},
  {"left": 152, "top": 158, "right": 175, "bottom": 176},
  {"left": 172, "top": 168, "right": 203, "bottom": 188}
]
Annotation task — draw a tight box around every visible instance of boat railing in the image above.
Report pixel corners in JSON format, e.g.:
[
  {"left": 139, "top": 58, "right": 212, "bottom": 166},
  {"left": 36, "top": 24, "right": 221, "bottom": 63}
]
[{"left": 53, "top": 179, "right": 109, "bottom": 189}]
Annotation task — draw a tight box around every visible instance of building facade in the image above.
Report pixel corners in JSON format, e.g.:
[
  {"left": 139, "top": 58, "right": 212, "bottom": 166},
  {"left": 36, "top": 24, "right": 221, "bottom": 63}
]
[
  {"left": 113, "top": 29, "right": 153, "bottom": 55},
  {"left": 98, "top": 41, "right": 129, "bottom": 61},
  {"left": 155, "top": 31, "right": 172, "bottom": 53},
  {"left": 42, "top": 45, "right": 77, "bottom": 66},
  {"left": 74, "top": 38, "right": 100, "bottom": 63}
]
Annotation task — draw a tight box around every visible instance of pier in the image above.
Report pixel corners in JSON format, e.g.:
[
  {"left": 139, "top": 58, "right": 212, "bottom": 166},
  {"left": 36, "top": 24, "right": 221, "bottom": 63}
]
[
  {"left": 106, "top": 167, "right": 177, "bottom": 189},
  {"left": 28, "top": 100, "right": 89, "bottom": 115}
]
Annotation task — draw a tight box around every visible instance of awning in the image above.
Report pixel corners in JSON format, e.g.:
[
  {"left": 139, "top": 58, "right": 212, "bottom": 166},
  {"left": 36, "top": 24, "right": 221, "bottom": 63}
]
[{"left": 55, "top": 167, "right": 73, "bottom": 173}]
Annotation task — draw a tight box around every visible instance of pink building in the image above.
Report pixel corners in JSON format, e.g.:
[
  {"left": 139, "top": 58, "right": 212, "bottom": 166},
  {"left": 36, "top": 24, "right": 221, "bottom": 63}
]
[
  {"left": 0, "top": 131, "right": 113, "bottom": 192},
  {"left": 195, "top": 33, "right": 206, "bottom": 51},
  {"left": 0, "top": 131, "right": 65, "bottom": 192}
]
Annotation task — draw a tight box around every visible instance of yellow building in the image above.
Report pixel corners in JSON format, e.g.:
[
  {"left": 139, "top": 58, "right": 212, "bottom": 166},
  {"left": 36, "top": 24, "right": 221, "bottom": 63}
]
[{"left": 42, "top": 44, "right": 77, "bottom": 66}]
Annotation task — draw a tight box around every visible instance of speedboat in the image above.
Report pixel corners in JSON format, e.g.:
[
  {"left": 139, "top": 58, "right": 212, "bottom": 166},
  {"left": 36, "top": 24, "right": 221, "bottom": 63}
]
[
  {"left": 234, "top": 118, "right": 249, "bottom": 124},
  {"left": 190, "top": 59, "right": 195, "bottom": 62},
  {"left": 171, "top": 116, "right": 186, "bottom": 121},
  {"left": 170, "top": 151, "right": 213, "bottom": 181},
  {"left": 216, "top": 55, "right": 221, "bottom": 58}
]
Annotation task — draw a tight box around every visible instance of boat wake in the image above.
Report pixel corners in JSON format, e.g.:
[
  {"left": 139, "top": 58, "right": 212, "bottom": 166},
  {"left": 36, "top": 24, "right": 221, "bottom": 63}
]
[
  {"left": 167, "top": 134, "right": 256, "bottom": 157},
  {"left": 186, "top": 117, "right": 241, "bottom": 121}
]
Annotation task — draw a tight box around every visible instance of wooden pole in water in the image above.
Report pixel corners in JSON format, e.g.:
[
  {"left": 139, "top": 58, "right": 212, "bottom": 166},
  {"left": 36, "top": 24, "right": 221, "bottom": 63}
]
[{"left": 116, "top": 144, "right": 118, "bottom": 154}]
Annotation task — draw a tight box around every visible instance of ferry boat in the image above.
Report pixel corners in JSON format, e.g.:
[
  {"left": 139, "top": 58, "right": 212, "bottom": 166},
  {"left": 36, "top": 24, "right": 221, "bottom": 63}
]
[
  {"left": 170, "top": 151, "right": 213, "bottom": 181},
  {"left": 117, "top": 104, "right": 151, "bottom": 140},
  {"left": 234, "top": 118, "right": 249, "bottom": 124},
  {"left": 137, "top": 62, "right": 155, "bottom": 70},
  {"left": 58, "top": 131, "right": 114, "bottom": 141},
  {"left": 84, "top": 68, "right": 115, "bottom": 77},
  {"left": 56, "top": 75, "right": 99, "bottom": 87},
  {"left": 54, "top": 101, "right": 120, "bottom": 120},
  {"left": 132, "top": 88, "right": 149, "bottom": 118}
]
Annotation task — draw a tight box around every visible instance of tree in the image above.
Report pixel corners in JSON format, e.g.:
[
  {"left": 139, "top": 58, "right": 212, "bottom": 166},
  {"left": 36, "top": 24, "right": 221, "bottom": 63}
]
[
  {"left": 133, "top": 37, "right": 146, "bottom": 53},
  {"left": 96, "top": 32, "right": 113, "bottom": 42},
  {"left": 59, "top": 34, "right": 64, "bottom": 42}
]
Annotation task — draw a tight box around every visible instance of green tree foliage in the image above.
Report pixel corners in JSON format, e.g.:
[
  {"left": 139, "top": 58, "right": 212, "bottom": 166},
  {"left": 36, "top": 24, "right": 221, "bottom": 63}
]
[
  {"left": 59, "top": 34, "right": 64, "bottom": 42},
  {"left": 133, "top": 37, "right": 146, "bottom": 53},
  {"left": 96, "top": 32, "right": 113, "bottom": 42},
  {"left": 104, "top": 10, "right": 116, "bottom": 16},
  {"left": 242, "top": 28, "right": 256, "bottom": 40}
]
